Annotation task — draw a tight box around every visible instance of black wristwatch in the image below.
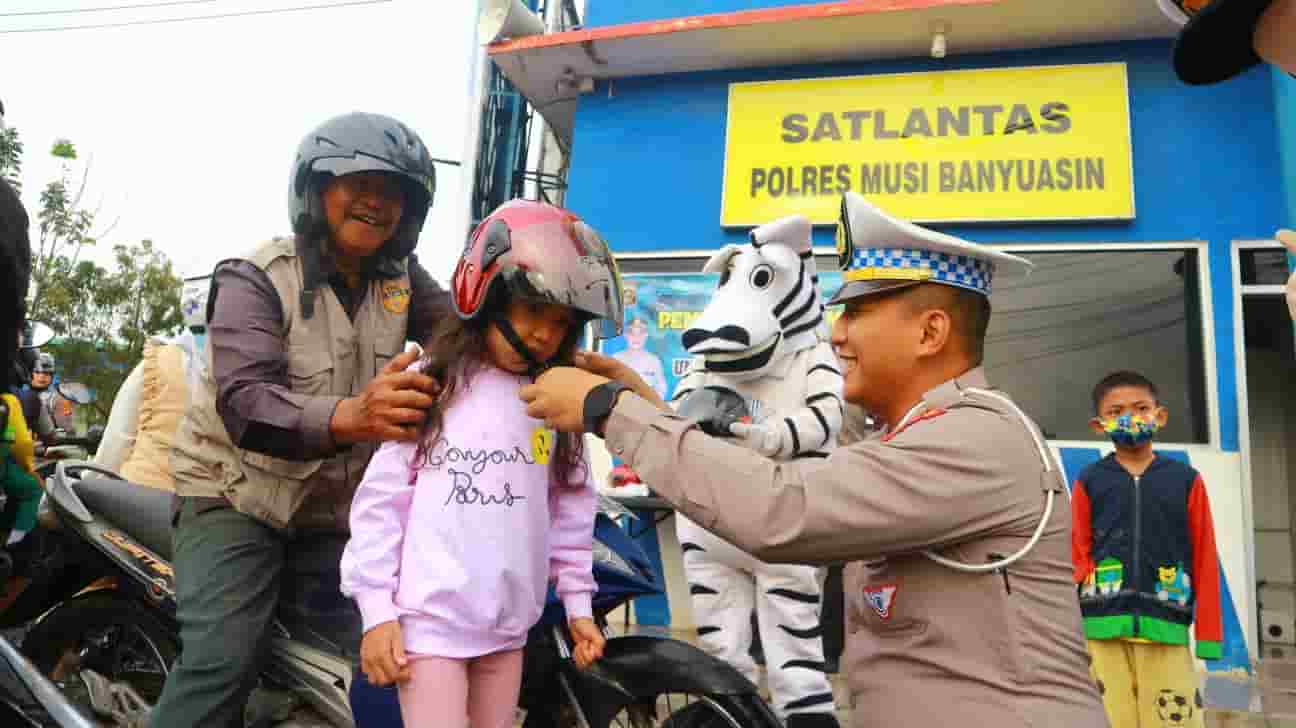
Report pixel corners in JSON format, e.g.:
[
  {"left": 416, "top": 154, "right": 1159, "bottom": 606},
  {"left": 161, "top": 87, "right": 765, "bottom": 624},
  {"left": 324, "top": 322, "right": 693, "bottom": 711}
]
[{"left": 583, "top": 381, "right": 630, "bottom": 438}]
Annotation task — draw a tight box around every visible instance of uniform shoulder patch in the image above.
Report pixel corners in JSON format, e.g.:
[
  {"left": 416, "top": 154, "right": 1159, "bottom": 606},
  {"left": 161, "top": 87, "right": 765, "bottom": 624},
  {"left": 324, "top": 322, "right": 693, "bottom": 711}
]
[
  {"left": 881, "top": 408, "right": 947, "bottom": 442},
  {"left": 862, "top": 583, "right": 899, "bottom": 620}
]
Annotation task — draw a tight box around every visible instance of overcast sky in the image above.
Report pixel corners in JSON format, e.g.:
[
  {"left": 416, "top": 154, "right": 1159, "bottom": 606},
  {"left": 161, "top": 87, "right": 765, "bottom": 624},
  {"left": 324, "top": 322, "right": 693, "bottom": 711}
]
[{"left": 3, "top": 0, "right": 476, "bottom": 284}]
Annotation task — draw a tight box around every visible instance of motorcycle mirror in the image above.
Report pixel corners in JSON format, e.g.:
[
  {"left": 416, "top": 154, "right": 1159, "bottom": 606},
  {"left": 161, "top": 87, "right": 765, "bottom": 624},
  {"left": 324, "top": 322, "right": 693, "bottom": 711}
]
[
  {"left": 20, "top": 322, "right": 54, "bottom": 350},
  {"left": 597, "top": 493, "right": 639, "bottom": 521},
  {"left": 55, "top": 381, "right": 94, "bottom": 406}
]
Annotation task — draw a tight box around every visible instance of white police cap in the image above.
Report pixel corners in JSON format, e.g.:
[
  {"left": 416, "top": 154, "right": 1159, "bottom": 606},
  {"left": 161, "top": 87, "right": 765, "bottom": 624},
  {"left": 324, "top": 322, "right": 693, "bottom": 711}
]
[{"left": 829, "top": 191, "right": 1032, "bottom": 305}]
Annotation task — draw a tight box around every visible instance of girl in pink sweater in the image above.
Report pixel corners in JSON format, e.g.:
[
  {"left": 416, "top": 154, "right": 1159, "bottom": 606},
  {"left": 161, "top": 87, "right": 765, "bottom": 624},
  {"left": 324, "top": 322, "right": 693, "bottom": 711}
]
[{"left": 340, "top": 200, "right": 625, "bottom": 727}]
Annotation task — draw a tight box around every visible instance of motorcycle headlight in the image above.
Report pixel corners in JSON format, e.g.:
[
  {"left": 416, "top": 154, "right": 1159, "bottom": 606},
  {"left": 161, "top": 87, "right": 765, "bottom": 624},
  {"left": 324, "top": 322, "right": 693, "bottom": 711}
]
[{"left": 592, "top": 538, "right": 637, "bottom": 577}]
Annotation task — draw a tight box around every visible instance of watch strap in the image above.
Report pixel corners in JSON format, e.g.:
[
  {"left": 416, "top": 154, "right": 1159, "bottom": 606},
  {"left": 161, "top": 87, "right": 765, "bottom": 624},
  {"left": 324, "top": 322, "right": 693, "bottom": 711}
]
[{"left": 583, "top": 381, "right": 629, "bottom": 436}]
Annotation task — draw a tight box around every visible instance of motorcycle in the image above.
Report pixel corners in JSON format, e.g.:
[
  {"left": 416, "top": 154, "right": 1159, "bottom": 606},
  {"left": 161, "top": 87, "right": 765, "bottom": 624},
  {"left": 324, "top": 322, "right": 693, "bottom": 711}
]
[
  {"left": 32, "top": 382, "right": 102, "bottom": 470},
  {"left": 33, "top": 429, "right": 101, "bottom": 472},
  {"left": 16, "top": 461, "right": 782, "bottom": 727},
  {"left": 0, "top": 322, "right": 99, "bottom": 727}
]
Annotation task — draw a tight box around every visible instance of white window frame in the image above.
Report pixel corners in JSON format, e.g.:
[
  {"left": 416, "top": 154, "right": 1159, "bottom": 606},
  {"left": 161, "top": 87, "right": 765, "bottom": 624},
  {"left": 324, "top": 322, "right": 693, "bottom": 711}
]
[{"left": 1231, "top": 237, "right": 1291, "bottom": 657}]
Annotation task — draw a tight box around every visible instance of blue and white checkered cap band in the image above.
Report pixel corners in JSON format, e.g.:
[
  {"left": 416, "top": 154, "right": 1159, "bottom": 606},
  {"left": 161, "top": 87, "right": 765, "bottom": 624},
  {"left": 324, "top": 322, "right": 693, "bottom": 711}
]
[{"left": 847, "top": 248, "right": 995, "bottom": 295}]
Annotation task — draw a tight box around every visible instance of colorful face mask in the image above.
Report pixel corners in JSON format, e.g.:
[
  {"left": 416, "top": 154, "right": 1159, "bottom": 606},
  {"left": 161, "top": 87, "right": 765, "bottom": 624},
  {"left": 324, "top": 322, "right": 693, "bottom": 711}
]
[{"left": 1102, "top": 414, "right": 1160, "bottom": 448}]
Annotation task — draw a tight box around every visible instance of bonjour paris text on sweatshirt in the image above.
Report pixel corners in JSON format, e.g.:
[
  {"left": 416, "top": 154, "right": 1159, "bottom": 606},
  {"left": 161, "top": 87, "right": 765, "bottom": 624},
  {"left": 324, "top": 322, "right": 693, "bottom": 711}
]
[{"left": 340, "top": 365, "right": 596, "bottom": 658}]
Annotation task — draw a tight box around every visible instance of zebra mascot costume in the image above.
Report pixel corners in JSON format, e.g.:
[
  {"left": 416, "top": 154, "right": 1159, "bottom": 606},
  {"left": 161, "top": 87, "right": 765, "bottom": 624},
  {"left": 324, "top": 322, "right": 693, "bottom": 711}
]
[{"left": 674, "top": 215, "right": 843, "bottom": 728}]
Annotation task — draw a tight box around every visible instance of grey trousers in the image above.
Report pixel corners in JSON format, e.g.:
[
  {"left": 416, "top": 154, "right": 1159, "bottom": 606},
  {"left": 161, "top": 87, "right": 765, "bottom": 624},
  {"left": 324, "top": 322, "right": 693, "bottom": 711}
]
[{"left": 147, "top": 498, "right": 361, "bottom": 728}]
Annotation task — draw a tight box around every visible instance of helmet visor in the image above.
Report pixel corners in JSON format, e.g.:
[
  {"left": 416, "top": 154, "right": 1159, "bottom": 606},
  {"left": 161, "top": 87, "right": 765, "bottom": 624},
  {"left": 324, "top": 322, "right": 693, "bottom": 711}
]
[
  {"left": 312, "top": 154, "right": 435, "bottom": 207},
  {"left": 500, "top": 218, "right": 624, "bottom": 340}
]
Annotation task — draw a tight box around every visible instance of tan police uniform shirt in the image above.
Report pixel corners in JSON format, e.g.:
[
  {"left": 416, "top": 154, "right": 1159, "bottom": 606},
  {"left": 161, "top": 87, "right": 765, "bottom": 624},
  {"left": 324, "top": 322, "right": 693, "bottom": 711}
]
[{"left": 604, "top": 367, "right": 1108, "bottom": 728}]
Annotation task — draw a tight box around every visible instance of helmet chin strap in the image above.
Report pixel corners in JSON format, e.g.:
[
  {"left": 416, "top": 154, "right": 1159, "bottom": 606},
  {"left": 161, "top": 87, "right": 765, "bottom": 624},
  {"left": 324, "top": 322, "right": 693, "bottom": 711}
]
[{"left": 493, "top": 315, "right": 552, "bottom": 378}]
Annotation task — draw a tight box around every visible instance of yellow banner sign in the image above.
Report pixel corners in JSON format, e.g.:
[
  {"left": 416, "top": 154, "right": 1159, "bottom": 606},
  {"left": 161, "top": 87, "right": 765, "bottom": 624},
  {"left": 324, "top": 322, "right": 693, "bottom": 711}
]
[{"left": 721, "top": 63, "right": 1135, "bottom": 226}]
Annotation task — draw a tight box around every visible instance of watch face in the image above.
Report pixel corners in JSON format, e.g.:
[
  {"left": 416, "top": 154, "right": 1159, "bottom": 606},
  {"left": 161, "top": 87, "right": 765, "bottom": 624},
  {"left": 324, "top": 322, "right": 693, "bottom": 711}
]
[
  {"left": 585, "top": 381, "right": 620, "bottom": 434},
  {"left": 598, "top": 382, "right": 625, "bottom": 414}
]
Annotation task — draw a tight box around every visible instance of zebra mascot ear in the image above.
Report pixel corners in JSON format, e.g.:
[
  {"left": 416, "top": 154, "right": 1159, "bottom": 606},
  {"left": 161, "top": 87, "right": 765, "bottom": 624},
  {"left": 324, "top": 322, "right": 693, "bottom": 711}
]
[
  {"left": 751, "top": 215, "right": 813, "bottom": 255},
  {"left": 750, "top": 215, "right": 828, "bottom": 342},
  {"left": 702, "top": 244, "right": 742, "bottom": 275}
]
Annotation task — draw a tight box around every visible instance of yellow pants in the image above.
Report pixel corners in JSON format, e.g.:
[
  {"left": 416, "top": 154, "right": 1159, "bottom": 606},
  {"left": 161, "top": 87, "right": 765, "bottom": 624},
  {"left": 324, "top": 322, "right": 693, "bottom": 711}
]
[{"left": 1088, "top": 639, "right": 1204, "bottom": 728}]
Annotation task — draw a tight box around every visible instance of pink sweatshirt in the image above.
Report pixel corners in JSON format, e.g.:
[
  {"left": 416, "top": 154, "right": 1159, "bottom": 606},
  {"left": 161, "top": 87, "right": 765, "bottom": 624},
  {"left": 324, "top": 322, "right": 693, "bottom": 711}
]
[{"left": 340, "top": 366, "right": 596, "bottom": 658}]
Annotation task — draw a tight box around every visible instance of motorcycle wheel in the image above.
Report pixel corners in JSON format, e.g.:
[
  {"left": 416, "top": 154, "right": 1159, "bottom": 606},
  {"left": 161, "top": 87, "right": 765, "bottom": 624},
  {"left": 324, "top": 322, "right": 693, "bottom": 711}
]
[
  {"left": 21, "top": 590, "right": 176, "bottom": 710},
  {"left": 527, "top": 691, "right": 781, "bottom": 728}
]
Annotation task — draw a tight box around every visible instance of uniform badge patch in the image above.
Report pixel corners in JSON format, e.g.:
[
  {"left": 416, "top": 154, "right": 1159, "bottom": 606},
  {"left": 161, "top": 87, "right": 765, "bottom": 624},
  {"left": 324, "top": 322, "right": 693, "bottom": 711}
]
[
  {"left": 836, "top": 195, "right": 855, "bottom": 269},
  {"left": 862, "top": 583, "right": 898, "bottom": 620},
  {"left": 381, "top": 280, "right": 411, "bottom": 314}
]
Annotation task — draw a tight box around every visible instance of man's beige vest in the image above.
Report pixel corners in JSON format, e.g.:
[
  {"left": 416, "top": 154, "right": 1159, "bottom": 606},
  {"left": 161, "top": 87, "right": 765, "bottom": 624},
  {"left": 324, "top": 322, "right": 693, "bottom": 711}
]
[{"left": 170, "top": 237, "right": 410, "bottom": 531}]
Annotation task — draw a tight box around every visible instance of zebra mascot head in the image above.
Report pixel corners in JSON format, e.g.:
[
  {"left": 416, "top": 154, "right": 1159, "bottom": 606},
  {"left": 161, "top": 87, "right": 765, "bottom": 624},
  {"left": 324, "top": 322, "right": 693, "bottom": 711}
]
[{"left": 681, "top": 215, "right": 827, "bottom": 382}]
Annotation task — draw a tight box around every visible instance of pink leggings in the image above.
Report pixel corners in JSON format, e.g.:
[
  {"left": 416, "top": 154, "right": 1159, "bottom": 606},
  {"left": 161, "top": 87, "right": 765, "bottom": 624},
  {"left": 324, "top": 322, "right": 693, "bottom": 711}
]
[{"left": 396, "top": 649, "right": 524, "bottom": 728}]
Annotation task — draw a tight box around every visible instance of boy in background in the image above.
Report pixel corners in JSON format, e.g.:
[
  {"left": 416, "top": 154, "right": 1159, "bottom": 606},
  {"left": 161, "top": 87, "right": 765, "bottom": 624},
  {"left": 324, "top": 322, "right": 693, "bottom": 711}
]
[{"left": 1072, "top": 371, "right": 1222, "bottom": 728}]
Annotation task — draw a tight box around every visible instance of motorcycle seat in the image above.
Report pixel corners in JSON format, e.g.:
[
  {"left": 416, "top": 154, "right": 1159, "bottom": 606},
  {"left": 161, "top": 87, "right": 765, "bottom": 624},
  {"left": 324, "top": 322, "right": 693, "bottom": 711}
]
[{"left": 74, "top": 477, "right": 174, "bottom": 562}]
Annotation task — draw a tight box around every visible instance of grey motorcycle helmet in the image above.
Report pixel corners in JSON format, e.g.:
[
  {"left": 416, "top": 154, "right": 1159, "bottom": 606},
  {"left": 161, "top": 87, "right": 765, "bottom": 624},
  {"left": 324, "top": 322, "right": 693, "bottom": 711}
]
[{"left": 289, "top": 111, "right": 436, "bottom": 262}]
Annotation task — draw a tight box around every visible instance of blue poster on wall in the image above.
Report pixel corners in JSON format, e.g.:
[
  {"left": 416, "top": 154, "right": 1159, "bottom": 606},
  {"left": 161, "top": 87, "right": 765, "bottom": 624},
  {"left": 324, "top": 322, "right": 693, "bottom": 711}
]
[
  {"left": 600, "top": 274, "right": 714, "bottom": 402},
  {"left": 600, "top": 272, "right": 844, "bottom": 401}
]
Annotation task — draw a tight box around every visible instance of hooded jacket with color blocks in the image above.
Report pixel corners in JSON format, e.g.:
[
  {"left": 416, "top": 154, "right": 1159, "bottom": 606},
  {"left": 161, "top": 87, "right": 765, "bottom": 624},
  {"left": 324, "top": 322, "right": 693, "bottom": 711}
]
[{"left": 1071, "top": 453, "right": 1222, "bottom": 659}]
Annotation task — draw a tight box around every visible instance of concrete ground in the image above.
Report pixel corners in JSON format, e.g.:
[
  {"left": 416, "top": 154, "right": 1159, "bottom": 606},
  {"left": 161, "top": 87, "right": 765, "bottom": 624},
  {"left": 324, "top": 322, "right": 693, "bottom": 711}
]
[{"left": 1203, "top": 660, "right": 1296, "bottom": 727}]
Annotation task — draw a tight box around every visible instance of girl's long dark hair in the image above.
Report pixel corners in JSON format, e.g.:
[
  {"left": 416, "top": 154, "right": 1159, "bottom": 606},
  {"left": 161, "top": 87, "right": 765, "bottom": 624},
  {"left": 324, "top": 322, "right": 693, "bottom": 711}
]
[{"left": 412, "top": 301, "right": 587, "bottom": 489}]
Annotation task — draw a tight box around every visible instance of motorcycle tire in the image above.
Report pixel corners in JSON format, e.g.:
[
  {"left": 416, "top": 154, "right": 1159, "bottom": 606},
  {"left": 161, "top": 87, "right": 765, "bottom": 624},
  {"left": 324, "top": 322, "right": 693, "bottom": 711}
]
[
  {"left": 21, "top": 590, "right": 177, "bottom": 708},
  {"left": 525, "top": 690, "right": 782, "bottom": 728}
]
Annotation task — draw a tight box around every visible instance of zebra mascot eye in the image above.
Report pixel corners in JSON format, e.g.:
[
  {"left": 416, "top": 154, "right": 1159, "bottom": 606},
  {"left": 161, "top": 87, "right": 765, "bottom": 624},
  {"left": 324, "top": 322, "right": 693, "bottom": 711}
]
[{"left": 749, "top": 264, "right": 774, "bottom": 289}]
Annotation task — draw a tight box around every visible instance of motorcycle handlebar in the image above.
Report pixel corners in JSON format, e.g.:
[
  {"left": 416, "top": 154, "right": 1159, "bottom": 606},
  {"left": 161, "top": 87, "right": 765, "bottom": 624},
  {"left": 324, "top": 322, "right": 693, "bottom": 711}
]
[{"left": 47, "top": 436, "right": 95, "bottom": 448}]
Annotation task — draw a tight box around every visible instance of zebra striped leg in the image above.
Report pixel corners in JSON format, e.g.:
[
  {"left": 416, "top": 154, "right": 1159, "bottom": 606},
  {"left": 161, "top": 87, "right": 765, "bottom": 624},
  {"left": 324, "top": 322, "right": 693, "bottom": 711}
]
[
  {"left": 755, "top": 563, "right": 838, "bottom": 722},
  {"left": 678, "top": 520, "right": 760, "bottom": 686}
]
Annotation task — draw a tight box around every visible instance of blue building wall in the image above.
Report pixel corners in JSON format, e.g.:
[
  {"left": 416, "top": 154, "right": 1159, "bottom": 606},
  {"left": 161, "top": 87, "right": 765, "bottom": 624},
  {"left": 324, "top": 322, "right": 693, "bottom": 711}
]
[
  {"left": 565, "top": 39, "right": 1287, "bottom": 451},
  {"left": 1275, "top": 67, "right": 1296, "bottom": 292},
  {"left": 1276, "top": 69, "right": 1296, "bottom": 229},
  {"left": 585, "top": 0, "right": 816, "bottom": 27}
]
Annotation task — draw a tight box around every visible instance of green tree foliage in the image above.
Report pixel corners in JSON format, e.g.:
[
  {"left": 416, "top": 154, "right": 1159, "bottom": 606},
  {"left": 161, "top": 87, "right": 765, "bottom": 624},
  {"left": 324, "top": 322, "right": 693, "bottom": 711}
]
[
  {"left": 43, "top": 241, "right": 184, "bottom": 423},
  {"left": 0, "top": 126, "right": 22, "bottom": 190},
  {"left": 8, "top": 126, "right": 184, "bottom": 422}
]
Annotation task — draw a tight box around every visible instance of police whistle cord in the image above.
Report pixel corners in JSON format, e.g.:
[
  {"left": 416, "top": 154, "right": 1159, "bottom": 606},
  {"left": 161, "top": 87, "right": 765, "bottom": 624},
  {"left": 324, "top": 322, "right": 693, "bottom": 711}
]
[{"left": 920, "top": 387, "right": 1064, "bottom": 575}]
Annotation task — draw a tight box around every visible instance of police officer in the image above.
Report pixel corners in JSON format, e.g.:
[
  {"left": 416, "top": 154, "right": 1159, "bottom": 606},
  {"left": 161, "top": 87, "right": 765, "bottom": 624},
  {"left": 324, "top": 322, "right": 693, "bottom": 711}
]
[{"left": 521, "top": 191, "right": 1109, "bottom": 728}]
